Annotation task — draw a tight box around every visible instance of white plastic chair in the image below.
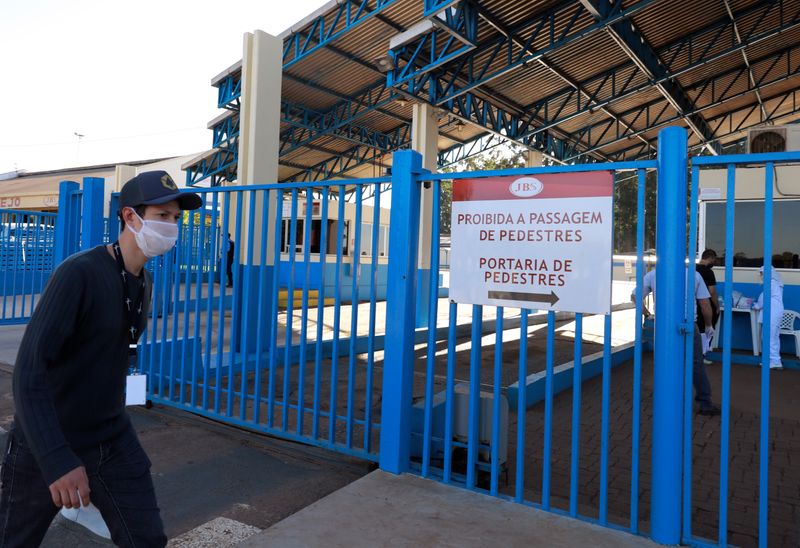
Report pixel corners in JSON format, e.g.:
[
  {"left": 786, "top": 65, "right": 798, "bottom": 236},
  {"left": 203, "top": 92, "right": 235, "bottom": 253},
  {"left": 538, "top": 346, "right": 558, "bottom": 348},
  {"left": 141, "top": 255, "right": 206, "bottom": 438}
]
[{"left": 779, "top": 310, "right": 800, "bottom": 358}]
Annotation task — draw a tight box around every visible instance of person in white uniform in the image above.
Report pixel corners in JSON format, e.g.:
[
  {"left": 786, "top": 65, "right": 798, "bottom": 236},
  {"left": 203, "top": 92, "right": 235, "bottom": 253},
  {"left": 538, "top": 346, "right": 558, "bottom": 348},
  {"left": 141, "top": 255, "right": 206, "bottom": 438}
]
[{"left": 752, "top": 265, "right": 784, "bottom": 370}]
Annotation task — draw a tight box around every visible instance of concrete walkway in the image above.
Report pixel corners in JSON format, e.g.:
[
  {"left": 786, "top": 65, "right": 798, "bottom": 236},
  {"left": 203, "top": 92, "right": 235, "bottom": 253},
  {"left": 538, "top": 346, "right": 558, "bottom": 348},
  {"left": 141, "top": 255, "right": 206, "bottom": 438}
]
[{"left": 240, "top": 470, "right": 656, "bottom": 548}]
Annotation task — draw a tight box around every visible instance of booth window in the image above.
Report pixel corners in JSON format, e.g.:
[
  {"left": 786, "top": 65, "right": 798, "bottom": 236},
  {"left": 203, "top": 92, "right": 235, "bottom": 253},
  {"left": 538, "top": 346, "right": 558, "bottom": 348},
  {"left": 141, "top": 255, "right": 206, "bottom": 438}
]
[
  {"left": 359, "top": 223, "right": 388, "bottom": 256},
  {"left": 281, "top": 219, "right": 349, "bottom": 255},
  {"left": 704, "top": 199, "right": 800, "bottom": 268}
]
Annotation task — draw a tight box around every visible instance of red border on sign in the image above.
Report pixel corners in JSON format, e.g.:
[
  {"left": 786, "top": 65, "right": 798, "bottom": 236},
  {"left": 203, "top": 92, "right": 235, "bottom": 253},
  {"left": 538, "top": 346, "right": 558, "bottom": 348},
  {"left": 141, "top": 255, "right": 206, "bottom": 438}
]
[{"left": 452, "top": 171, "right": 613, "bottom": 201}]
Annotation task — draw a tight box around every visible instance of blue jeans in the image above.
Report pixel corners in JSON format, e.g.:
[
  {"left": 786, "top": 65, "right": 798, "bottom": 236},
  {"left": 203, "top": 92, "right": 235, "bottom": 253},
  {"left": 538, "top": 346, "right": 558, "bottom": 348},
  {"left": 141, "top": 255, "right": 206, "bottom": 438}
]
[
  {"left": 0, "top": 425, "right": 166, "bottom": 548},
  {"left": 693, "top": 325, "right": 714, "bottom": 409}
]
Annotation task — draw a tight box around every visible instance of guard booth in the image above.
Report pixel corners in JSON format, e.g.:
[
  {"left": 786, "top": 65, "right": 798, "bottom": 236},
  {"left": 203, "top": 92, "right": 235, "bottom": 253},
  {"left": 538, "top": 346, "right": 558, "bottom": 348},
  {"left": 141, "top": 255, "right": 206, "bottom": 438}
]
[{"left": 698, "top": 125, "right": 800, "bottom": 361}]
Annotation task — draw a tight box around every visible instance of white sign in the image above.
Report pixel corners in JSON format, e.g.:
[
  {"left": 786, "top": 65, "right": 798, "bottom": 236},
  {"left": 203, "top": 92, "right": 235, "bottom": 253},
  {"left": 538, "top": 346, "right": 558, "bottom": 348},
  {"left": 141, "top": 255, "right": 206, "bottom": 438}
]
[{"left": 450, "top": 171, "right": 614, "bottom": 315}]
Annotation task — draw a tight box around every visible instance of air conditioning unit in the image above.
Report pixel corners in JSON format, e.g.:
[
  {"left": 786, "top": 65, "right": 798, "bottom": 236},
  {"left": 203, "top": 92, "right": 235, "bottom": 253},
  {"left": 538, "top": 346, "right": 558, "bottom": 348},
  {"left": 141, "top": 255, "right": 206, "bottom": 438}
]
[{"left": 747, "top": 125, "right": 800, "bottom": 153}]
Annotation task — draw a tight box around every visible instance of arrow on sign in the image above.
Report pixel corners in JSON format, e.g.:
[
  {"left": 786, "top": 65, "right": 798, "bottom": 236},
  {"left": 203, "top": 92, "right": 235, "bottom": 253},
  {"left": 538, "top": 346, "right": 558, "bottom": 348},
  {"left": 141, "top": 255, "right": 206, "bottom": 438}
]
[{"left": 488, "top": 290, "right": 560, "bottom": 306}]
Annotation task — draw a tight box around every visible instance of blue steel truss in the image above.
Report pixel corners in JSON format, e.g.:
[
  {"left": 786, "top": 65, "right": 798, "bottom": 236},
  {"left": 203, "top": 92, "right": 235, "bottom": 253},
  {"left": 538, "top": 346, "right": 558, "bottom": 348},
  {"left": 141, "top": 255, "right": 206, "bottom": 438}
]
[
  {"left": 584, "top": 0, "right": 717, "bottom": 152},
  {"left": 390, "top": 0, "right": 658, "bottom": 104},
  {"left": 212, "top": 113, "right": 240, "bottom": 149},
  {"left": 388, "top": 2, "right": 478, "bottom": 89},
  {"left": 217, "top": 74, "right": 242, "bottom": 110},
  {"left": 282, "top": 0, "right": 401, "bottom": 69},
  {"left": 188, "top": 0, "right": 800, "bottom": 185},
  {"left": 283, "top": 124, "right": 410, "bottom": 183},
  {"left": 564, "top": 45, "right": 800, "bottom": 160},
  {"left": 185, "top": 148, "right": 238, "bottom": 187},
  {"left": 600, "top": 87, "right": 800, "bottom": 163},
  {"left": 279, "top": 85, "right": 402, "bottom": 155}
]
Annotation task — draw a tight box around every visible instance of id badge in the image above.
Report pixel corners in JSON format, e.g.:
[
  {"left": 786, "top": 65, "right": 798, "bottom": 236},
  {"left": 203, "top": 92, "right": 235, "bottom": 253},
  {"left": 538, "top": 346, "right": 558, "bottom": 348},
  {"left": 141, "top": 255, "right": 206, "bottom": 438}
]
[{"left": 125, "top": 374, "right": 147, "bottom": 406}]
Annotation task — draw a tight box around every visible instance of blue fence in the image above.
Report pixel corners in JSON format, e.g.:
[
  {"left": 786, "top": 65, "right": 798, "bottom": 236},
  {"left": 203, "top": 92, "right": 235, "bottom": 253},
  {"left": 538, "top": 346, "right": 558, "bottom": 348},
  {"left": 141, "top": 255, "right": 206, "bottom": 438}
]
[
  {"left": 135, "top": 181, "right": 391, "bottom": 462},
  {"left": 388, "top": 149, "right": 663, "bottom": 539},
  {"left": 686, "top": 151, "right": 800, "bottom": 548},
  {"left": 0, "top": 209, "right": 58, "bottom": 324},
  {"left": 23, "top": 128, "right": 797, "bottom": 546}
]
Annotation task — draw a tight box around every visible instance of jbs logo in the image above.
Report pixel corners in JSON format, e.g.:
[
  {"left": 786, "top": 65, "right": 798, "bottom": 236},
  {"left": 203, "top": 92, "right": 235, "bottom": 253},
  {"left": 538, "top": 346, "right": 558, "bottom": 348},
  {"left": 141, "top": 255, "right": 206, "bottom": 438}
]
[{"left": 509, "top": 177, "right": 543, "bottom": 197}]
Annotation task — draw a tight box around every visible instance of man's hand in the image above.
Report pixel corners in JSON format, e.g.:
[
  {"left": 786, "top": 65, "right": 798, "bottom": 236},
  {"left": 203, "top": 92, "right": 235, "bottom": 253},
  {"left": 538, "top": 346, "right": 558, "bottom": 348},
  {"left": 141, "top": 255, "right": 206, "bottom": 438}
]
[
  {"left": 705, "top": 326, "right": 715, "bottom": 340},
  {"left": 49, "top": 466, "right": 90, "bottom": 509}
]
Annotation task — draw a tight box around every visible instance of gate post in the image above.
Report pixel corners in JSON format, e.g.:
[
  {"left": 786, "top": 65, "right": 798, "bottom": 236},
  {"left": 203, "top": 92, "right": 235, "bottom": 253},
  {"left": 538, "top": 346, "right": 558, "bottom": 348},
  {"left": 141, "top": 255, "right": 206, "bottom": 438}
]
[
  {"left": 54, "top": 180, "right": 79, "bottom": 265},
  {"left": 81, "top": 177, "right": 105, "bottom": 250},
  {"left": 379, "top": 149, "right": 423, "bottom": 474},
  {"left": 651, "top": 126, "right": 688, "bottom": 544}
]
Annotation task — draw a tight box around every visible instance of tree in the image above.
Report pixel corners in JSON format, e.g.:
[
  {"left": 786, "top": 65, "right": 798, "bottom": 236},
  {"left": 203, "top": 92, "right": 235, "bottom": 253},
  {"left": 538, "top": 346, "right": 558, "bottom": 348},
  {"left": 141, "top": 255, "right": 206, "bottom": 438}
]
[{"left": 438, "top": 145, "right": 528, "bottom": 234}]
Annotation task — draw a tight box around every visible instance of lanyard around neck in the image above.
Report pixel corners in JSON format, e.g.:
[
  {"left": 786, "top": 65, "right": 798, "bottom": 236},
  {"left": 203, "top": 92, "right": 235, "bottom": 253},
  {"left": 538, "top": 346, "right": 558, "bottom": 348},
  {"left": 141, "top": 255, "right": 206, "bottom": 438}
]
[{"left": 111, "top": 241, "right": 145, "bottom": 349}]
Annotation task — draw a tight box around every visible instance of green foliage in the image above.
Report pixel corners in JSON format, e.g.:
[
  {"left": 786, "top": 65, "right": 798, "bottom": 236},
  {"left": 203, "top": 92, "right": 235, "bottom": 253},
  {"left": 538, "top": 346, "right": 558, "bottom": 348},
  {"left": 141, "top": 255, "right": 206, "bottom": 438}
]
[
  {"left": 438, "top": 145, "right": 528, "bottom": 234},
  {"left": 613, "top": 169, "right": 657, "bottom": 253},
  {"left": 437, "top": 145, "right": 657, "bottom": 251}
]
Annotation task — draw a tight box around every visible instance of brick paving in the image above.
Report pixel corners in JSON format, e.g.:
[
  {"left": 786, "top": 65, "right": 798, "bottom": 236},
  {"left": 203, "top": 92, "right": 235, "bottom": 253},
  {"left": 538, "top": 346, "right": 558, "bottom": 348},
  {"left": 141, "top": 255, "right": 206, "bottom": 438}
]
[
  {"left": 401, "top": 318, "right": 800, "bottom": 547},
  {"left": 497, "top": 352, "right": 800, "bottom": 548}
]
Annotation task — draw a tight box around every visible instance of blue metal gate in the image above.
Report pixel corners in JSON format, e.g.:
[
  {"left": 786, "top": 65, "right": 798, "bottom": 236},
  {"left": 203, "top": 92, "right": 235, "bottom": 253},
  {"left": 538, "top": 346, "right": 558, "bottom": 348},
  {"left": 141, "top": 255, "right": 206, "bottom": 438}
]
[
  {"left": 0, "top": 209, "right": 57, "bottom": 325},
  {"left": 38, "top": 127, "right": 797, "bottom": 546},
  {"left": 137, "top": 178, "right": 390, "bottom": 462}
]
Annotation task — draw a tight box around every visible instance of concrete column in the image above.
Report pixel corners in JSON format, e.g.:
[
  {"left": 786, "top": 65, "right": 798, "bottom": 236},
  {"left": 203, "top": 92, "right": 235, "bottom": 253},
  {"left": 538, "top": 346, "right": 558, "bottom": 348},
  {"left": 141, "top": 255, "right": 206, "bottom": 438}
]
[
  {"left": 232, "top": 30, "right": 282, "bottom": 354},
  {"left": 525, "top": 149, "right": 544, "bottom": 168},
  {"left": 412, "top": 103, "right": 437, "bottom": 328}
]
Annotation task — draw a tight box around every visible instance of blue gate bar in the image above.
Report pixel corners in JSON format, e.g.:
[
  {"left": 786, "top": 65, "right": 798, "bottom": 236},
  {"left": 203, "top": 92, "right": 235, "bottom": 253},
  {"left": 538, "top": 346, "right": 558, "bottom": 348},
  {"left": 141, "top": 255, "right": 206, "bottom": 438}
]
[
  {"left": 718, "top": 163, "right": 737, "bottom": 546},
  {"left": 283, "top": 190, "right": 299, "bottom": 431},
  {"left": 240, "top": 191, "right": 258, "bottom": 419},
  {"left": 297, "top": 189, "right": 314, "bottom": 435},
  {"left": 542, "top": 310, "right": 555, "bottom": 510},
  {"left": 758, "top": 163, "right": 774, "bottom": 548},
  {"left": 168, "top": 229, "right": 183, "bottom": 403},
  {"left": 443, "top": 301, "right": 457, "bottom": 484},
  {"left": 267, "top": 190, "right": 284, "bottom": 428},
  {"left": 313, "top": 188, "right": 330, "bottom": 439},
  {"left": 364, "top": 183, "right": 382, "bottom": 453},
  {"left": 490, "top": 307, "right": 503, "bottom": 496},
  {"left": 466, "top": 303, "right": 482, "bottom": 489},
  {"left": 216, "top": 192, "right": 232, "bottom": 414},
  {"left": 599, "top": 313, "right": 612, "bottom": 525},
  {"left": 569, "top": 313, "right": 583, "bottom": 517},
  {"left": 630, "top": 168, "right": 646, "bottom": 534},
  {"left": 253, "top": 189, "right": 271, "bottom": 425},
  {"left": 380, "top": 150, "right": 421, "bottom": 473},
  {"left": 515, "top": 308, "right": 529, "bottom": 503},
  {"left": 422, "top": 179, "right": 441, "bottom": 477},
  {"left": 202, "top": 193, "right": 220, "bottom": 411},
  {"left": 180, "top": 210, "right": 195, "bottom": 405},
  {"left": 682, "top": 160, "right": 700, "bottom": 543},
  {"left": 329, "top": 190, "right": 346, "bottom": 444},
  {"left": 651, "top": 126, "right": 687, "bottom": 545},
  {"left": 346, "top": 187, "right": 364, "bottom": 448},
  {"left": 191, "top": 204, "right": 208, "bottom": 409}
]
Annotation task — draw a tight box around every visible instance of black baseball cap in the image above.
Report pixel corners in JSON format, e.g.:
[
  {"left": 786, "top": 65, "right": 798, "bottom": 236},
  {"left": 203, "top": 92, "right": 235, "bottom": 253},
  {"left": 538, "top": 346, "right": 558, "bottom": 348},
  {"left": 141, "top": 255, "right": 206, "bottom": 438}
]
[{"left": 119, "top": 171, "right": 202, "bottom": 211}]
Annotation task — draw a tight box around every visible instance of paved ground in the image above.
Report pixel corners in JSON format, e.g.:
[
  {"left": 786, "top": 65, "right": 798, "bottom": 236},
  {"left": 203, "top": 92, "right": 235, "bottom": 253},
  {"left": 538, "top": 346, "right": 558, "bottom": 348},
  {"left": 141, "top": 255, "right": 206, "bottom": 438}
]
[{"left": 240, "top": 470, "right": 657, "bottom": 548}]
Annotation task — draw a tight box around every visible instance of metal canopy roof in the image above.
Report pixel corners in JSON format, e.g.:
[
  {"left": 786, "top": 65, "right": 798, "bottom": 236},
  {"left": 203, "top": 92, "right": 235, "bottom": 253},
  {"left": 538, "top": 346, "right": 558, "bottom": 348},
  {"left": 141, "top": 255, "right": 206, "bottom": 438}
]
[{"left": 183, "top": 0, "right": 800, "bottom": 186}]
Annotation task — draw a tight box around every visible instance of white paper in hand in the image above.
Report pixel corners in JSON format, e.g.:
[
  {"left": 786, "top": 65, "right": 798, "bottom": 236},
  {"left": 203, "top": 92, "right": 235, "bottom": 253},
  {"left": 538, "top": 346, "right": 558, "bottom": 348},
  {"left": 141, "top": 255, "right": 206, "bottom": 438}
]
[
  {"left": 701, "top": 333, "right": 711, "bottom": 355},
  {"left": 125, "top": 374, "right": 147, "bottom": 406}
]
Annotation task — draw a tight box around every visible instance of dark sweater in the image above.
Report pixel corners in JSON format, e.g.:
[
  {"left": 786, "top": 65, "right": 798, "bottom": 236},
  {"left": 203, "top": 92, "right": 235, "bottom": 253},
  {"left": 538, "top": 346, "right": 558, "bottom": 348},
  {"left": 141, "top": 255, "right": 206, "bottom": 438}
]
[{"left": 12, "top": 245, "right": 151, "bottom": 485}]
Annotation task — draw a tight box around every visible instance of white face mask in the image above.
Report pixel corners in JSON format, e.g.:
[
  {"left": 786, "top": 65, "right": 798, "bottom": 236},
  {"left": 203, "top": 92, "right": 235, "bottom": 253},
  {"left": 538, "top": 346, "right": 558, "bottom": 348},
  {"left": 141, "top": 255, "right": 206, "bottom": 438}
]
[{"left": 128, "top": 210, "right": 179, "bottom": 258}]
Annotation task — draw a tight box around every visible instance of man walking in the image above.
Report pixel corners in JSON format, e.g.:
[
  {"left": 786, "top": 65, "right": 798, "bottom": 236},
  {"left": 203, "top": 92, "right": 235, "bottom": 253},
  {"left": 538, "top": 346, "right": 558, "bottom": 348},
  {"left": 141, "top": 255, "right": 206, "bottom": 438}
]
[{"left": 1, "top": 171, "right": 201, "bottom": 547}]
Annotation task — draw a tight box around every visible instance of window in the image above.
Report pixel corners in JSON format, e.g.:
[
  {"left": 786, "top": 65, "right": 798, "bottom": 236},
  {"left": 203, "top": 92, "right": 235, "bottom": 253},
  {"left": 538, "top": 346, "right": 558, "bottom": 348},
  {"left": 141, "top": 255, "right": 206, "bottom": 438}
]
[
  {"left": 360, "top": 222, "right": 373, "bottom": 256},
  {"left": 378, "top": 225, "right": 388, "bottom": 257},
  {"left": 704, "top": 200, "right": 800, "bottom": 268}
]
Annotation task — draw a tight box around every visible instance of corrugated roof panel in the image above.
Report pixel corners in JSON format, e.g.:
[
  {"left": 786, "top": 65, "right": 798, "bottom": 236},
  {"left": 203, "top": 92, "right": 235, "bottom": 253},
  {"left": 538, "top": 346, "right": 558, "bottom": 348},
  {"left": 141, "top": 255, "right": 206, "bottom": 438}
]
[
  {"left": 633, "top": 0, "right": 728, "bottom": 50},
  {"left": 607, "top": 87, "right": 664, "bottom": 114},
  {"left": 545, "top": 32, "right": 628, "bottom": 84}
]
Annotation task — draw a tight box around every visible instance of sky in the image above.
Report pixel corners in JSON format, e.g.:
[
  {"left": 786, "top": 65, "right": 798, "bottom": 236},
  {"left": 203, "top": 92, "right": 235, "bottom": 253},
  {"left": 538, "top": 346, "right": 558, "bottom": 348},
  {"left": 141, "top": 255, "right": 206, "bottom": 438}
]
[{"left": 0, "top": 0, "right": 330, "bottom": 174}]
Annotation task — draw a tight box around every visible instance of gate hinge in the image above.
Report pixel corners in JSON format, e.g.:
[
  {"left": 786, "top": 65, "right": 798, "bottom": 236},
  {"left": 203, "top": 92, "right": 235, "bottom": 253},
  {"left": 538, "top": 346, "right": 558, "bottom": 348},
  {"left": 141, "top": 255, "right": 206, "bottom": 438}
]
[{"left": 678, "top": 322, "right": 693, "bottom": 335}]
